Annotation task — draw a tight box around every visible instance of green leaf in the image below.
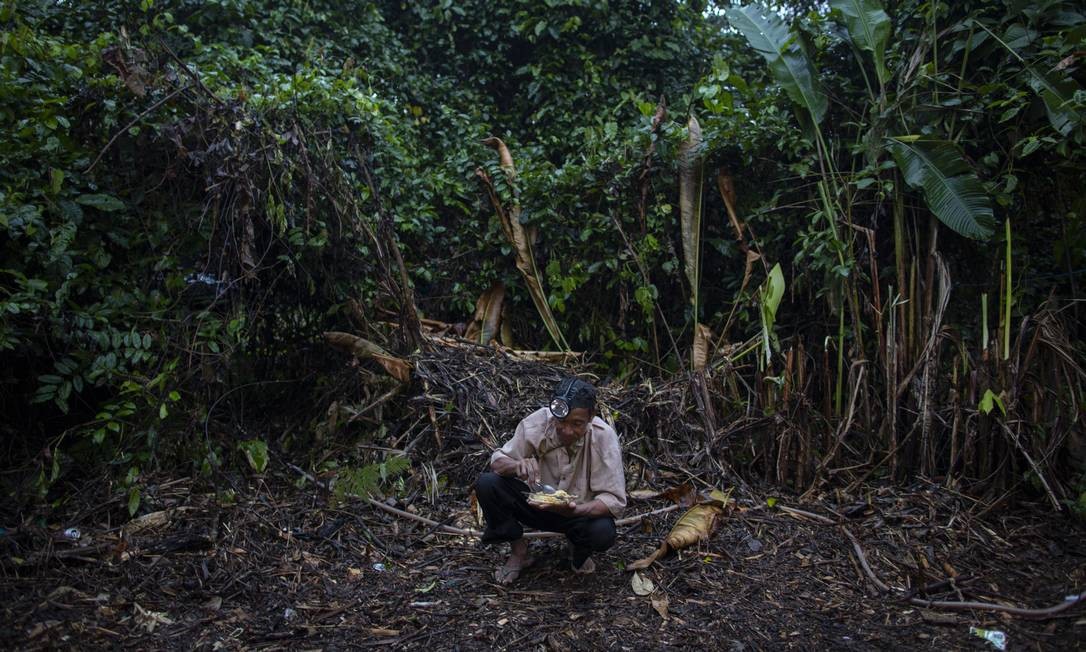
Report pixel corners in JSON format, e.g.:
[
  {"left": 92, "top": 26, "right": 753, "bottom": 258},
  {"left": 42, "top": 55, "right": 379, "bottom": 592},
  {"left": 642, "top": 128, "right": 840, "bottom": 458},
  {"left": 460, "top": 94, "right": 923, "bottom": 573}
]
[
  {"left": 127, "top": 487, "right": 141, "bottom": 516},
  {"left": 766, "top": 496, "right": 778, "bottom": 508},
  {"left": 979, "top": 389, "right": 1007, "bottom": 416},
  {"left": 887, "top": 138, "right": 996, "bottom": 240},
  {"left": 1026, "top": 68, "right": 1082, "bottom": 136},
  {"left": 159, "top": 403, "right": 168, "bottom": 419},
  {"left": 829, "top": 0, "right": 891, "bottom": 85},
  {"left": 238, "top": 439, "right": 269, "bottom": 473},
  {"left": 49, "top": 168, "right": 64, "bottom": 195},
  {"left": 759, "top": 263, "right": 785, "bottom": 365},
  {"left": 727, "top": 4, "right": 827, "bottom": 125},
  {"left": 75, "top": 194, "right": 125, "bottom": 212}
]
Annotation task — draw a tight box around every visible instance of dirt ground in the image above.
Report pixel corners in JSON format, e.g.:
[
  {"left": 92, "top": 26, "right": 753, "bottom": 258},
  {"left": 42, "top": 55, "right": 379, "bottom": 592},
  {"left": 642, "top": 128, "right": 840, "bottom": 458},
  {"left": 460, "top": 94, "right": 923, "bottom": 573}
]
[{"left": 2, "top": 471, "right": 1084, "bottom": 651}]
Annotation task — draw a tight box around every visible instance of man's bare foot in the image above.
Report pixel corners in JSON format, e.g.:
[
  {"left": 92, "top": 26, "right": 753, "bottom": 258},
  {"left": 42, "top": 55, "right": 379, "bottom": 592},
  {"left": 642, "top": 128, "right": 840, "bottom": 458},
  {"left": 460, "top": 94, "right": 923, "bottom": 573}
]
[
  {"left": 494, "top": 554, "right": 535, "bottom": 585},
  {"left": 494, "top": 539, "right": 534, "bottom": 585}
]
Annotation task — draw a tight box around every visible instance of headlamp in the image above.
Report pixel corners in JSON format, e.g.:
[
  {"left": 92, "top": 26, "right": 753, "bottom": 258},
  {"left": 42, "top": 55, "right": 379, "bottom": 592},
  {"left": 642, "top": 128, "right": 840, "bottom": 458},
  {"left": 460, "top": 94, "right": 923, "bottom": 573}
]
[
  {"left": 548, "top": 379, "right": 577, "bottom": 419},
  {"left": 549, "top": 396, "right": 571, "bottom": 419}
]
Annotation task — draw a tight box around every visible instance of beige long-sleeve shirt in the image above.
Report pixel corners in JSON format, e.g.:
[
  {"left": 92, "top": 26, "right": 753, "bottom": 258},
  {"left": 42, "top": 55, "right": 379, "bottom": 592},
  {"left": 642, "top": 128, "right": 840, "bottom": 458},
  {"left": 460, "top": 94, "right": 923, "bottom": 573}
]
[{"left": 490, "top": 407, "right": 627, "bottom": 518}]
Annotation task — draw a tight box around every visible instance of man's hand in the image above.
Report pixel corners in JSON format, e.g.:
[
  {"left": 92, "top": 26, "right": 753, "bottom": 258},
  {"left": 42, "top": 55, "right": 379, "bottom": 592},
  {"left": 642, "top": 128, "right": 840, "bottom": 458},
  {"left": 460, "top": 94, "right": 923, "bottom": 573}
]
[
  {"left": 491, "top": 453, "right": 539, "bottom": 484},
  {"left": 515, "top": 457, "right": 540, "bottom": 484},
  {"left": 528, "top": 498, "right": 578, "bottom": 517}
]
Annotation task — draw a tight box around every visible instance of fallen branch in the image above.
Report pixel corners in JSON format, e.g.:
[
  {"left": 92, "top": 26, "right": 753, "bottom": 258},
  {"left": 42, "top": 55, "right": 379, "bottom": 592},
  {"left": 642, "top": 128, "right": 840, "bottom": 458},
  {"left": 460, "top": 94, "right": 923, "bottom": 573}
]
[
  {"left": 287, "top": 461, "right": 680, "bottom": 540},
  {"left": 842, "top": 526, "right": 1086, "bottom": 619}
]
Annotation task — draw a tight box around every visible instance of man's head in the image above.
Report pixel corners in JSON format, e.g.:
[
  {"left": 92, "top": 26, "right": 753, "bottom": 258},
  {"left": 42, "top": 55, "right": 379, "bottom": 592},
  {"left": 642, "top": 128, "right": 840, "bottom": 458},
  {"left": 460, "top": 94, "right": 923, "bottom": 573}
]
[{"left": 549, "top": 377, "right": 596, "bottom": 447}]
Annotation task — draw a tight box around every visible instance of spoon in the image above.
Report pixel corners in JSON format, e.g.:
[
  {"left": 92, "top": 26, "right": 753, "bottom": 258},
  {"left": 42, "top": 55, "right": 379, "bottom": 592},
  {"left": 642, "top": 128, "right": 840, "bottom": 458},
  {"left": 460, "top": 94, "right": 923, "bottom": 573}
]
[{"left": 529, "top": 480, "right": 558, "bottom": 494}]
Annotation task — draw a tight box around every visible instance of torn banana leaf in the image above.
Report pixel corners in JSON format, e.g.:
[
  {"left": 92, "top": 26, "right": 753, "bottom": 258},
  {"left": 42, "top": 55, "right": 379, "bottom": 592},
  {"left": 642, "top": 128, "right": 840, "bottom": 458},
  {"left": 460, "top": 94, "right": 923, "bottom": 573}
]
[{"left": 627, "top": 487, "right": 734, "bottom": 570}]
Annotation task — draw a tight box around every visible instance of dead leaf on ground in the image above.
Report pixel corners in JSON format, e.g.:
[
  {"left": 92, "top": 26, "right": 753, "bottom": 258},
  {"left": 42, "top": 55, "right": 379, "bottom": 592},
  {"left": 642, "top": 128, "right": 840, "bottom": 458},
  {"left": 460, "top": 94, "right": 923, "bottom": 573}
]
[
  {"left": 631, "top": 571, "right": 655, "bottom": 596},
  {"left": 650, "top": 592, "right": 670, "bottom": 620},
  {"left": 661, "top": 482, "right": 697, "bottom": 507},
  {"left": 133, "top": 602, "right": 175, "bottom": 633},
  {"left": 628, "top": 487, "right": 734, "bottom": 571}
]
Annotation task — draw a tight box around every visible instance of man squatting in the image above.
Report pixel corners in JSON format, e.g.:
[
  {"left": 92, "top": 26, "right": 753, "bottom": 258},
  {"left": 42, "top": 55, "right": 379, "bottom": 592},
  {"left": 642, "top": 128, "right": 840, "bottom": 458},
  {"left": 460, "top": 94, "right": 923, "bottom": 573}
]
[{"left": 475, "top": 377, "right": 627, "bottom": 585}]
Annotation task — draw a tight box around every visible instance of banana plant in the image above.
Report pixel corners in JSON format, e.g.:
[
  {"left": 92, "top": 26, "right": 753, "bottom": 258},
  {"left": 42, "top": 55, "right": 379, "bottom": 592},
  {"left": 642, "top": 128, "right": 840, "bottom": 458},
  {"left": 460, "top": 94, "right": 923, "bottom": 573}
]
[
  {"left": 726, "top": 4, "right": 827, "bottom": 128},
  {"left": 887, "top": 137, "right": 996, "bottom": 240},
  {"left": 829, "top": 0, "right": 891, "bottom": 88}
]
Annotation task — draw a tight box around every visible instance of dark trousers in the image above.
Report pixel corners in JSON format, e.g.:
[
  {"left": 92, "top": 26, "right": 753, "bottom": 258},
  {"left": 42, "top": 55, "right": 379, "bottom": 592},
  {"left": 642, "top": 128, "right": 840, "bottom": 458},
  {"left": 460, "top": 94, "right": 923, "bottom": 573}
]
[{"left": 474, "top": 471, "right": 616, "bottom": 566}]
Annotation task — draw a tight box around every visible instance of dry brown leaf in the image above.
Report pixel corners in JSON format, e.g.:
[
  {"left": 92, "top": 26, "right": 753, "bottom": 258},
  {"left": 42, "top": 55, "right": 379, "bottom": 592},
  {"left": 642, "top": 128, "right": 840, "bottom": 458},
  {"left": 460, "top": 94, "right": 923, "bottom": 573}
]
[
  {"left": 678, "top": 114, "right": 704, "bottom": 308},
  {"left": 323, "top": 331, "right": 412, "bottom": 383},
  {"left": 631, "top": 571, "right": 656, "bottom": 596},
  {"left": 628, "top": 488, "right": 662, "bottom": 500},
  {"left": 465, "top": 282, "right": 505, "bottom": 345},
  {"left": 692, "top": 323, "right": 712, "bottom": 371},
  {"left": 628, "top": 487, "right": 734, "bottom": 571},
  {"left": 716, "top": 169, "right": 743, "bottom": 241},
  {"left": 650, "top": 592, "right": 670, "bottom": 620},
  {"left": 479, "top": 139, "right": 568, "bottom": 350},
  {"left": 660, "top": 482, "right": 697, "bottom": 507}
]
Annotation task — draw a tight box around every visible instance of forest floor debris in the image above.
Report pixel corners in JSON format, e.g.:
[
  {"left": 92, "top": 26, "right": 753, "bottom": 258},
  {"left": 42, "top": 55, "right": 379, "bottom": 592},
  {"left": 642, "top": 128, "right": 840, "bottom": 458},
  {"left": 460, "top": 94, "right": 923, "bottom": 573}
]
[{"left": 2, "top": 474, "right": 1084, "bottom": 650}]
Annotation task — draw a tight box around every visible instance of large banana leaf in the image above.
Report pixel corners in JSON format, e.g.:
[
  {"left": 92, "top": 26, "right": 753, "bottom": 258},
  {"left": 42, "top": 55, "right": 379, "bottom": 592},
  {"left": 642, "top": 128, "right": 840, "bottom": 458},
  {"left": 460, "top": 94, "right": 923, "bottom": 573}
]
[
  {"left": 887, "top": 138, "right": 995, "bottom": 240},
  {"left": 678, "top": 114, "right": 704, "bottom": 314},
  {"left": 727, "top": 4, "right": 827, "bottom": 125},
  {"left": 829, "top": 0, "right": 891, "bottom": 85}
]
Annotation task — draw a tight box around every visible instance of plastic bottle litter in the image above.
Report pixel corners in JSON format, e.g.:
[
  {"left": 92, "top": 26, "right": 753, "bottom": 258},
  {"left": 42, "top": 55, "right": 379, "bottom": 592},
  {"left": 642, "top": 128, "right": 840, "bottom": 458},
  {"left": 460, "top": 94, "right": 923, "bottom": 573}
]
[
  {"left": 969, "top": 627, "right": 1007, "bottom": 651},
  {"left": 63, "top": 527, "right": 81, "bottom": 541}
]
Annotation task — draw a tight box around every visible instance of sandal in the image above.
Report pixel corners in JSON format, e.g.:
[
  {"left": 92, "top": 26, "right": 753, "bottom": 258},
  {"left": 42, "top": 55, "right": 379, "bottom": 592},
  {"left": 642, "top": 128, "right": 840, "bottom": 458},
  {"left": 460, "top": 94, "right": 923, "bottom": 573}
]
[
  {"left": 494, "top": 555, "right": 535, "bottom": 585},
  {"left": 572, "top": 556, "right": 595, "bottom": 575}
]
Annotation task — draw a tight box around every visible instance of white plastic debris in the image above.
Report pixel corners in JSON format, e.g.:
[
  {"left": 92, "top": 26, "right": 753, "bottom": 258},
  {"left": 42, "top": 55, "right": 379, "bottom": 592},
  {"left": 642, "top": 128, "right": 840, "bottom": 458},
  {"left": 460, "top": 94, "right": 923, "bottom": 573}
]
[
  {"left": 63, "top": 527, "right": 81, "bottom": 541},
  {"left": 969, "top": 627, "right": 1007, "bottom": 651},
  {"left": 283, "top": 607, "right": 297, "bottom": 622},
  {"left": 372, "top": 562, "right": 386, "bottom": 572}
]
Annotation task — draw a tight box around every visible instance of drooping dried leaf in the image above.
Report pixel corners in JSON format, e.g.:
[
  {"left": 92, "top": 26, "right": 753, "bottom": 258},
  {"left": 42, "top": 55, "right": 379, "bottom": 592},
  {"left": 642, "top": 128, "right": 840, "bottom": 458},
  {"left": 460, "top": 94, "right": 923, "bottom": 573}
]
[
  {"left": 478, "top": 140, "right": 568, "bottom": 350},
  {"left": 631, "top": 571, "right": 656, "bottom": 596},
  {"left": 499, "top": 301, "right": 515, "bottom": 347},
  {"left": 629, "top": 488, "right": 662, "bottom": 500},
  {"left": 716, "top": 170, "right": 743, "bottom": 241},
  {"left": 323, "top": 331, "right": 412, "bottom": 383},
  {"left": 465, "top": 282, "right": 505, "bottom": 345},
  {"left": 650, "top": 591, "right": 670, "bottom": 620},
  {"left": 693, "top": 323, "right": 712, "bottom": 371},
  {"left": 678, "top": 114, "right": 704, "bottom": 309}
]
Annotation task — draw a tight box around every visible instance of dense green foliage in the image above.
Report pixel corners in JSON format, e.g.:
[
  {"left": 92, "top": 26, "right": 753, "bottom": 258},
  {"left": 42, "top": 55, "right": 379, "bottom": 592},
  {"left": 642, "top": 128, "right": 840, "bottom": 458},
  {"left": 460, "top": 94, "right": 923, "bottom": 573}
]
[{"left": 2, "top": 1, "right": 1084, "bottom": 505}]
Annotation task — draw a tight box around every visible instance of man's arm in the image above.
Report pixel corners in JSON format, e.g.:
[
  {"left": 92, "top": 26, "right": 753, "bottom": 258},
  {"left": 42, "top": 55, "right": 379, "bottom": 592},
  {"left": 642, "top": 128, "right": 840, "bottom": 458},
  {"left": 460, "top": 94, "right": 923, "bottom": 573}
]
[
  {"left": 489, "top": 417, "right": 541, "bottom": 482},
  {"left": 491, "top": 453, "right": 539, "bottom": 483}
]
